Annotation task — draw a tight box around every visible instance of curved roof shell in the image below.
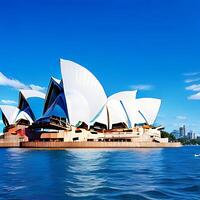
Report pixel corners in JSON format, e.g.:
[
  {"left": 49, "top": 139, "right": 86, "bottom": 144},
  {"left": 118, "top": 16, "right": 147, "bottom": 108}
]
[
  {"left": 135, "top": 98, "right": 161, "bottom": 125},
  {"left": 91, "top": 99, "right": 130, "bottom": 129},
  {"left": 43, "top": 78, "right": 68, "bottom": 119},
  {"left": 0, "top": 105, "right": 34, "bottom": 126},
  {"left": 18, "top": 89, "right": 45, "bottom": 120},
  {"left": 19, "top": 89, "right": 45, "bottom": 100},
  {"left": 91, "top": 91, "right": 161, "bottom": 128},
  {"left": 108, "top": 91, "right": 161, "bottom": 125},
  {"left": 60, "top": 59, "right": 107, "bottom": 125},
  {"left": 108, "top": 90, "right": 137, "bottom": 101},
  {"left": 65, "top": 91, "right": 90, "bottom": 125},
  {"left": 0, "top": 105, "right": 19, "bottom": 126},
  {"left": 108, "top": 90, "right": 137, "bottom": 127},
  {"left": 15, "top": 111, "right": 34, "bottom": 124},
  {"left": 43, "top": 78, "right": 63, "bottom": 113}
]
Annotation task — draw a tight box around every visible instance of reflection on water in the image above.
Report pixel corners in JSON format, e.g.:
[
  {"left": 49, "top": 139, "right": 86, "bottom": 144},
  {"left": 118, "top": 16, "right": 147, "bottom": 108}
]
[
  {"left": 65, "top": 149, "right": 107, "bottom": 197},
  {"left": 0, "top": 147, "right": 199, "bottom": 199}
]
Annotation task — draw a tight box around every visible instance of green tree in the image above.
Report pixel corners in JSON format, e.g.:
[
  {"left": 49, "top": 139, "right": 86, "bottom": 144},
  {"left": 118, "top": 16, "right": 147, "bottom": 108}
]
[{"left": 161, "top": 131, "right": 176, "bottom": 142}]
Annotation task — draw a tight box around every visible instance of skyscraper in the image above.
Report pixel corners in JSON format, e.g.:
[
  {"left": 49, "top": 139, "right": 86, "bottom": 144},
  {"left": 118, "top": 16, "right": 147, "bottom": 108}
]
[{"left": 179, "top": 125, "right": 186, "bottom": 137}]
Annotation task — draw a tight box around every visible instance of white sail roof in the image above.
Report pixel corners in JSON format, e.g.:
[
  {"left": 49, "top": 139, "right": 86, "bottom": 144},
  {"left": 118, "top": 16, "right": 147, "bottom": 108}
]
[
  {"left": 20, "top": 89, "right": 45, "bottom": 100},
  {"left": 0, "top": 105, "right": 19, "bottom": 125},
  {"left": 51, "top": 77, "right": 61, "bottom": 85},
  {"left": 43, "top": 77, "right": 63, "bottom": 115},
  {"left": 91, "top": 105, "right": 108, "bottom": 127},
  {"left": 135, "top": 98, "right": 161, "bottom": 125},
  {"left": 108, "top": 90, "right": 137, "bottom": 101},
  {"left": 92, "top": 91, "right": 161, "bottom": 128},
  {"left": 107, "top": 99, "right": 129, "bottom": 129},
  {"left": 91, "top": 99, "right": 129, "bottom": 129},
  {"left": 108, "top": 90, "right": 137, "bottom": 127},
  {"left": 15, "top": 111, "right": 34, "bottom": 123},
  {"left": 60, "top": 59, "right": 107, "bottom": 125},
  {"left": 65, "top": 91, "right": 90, "bottom": 125},
  {"left": 18, "top": 89, "right": 45, "bottom": 120}
]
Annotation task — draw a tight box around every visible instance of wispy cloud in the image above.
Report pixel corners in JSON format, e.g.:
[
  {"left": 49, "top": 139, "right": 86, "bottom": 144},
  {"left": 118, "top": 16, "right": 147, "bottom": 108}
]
[
  {"left": 130, "top": 84, "right": 153, "bottom": 91},
  {"left": 188, "top": 92, "right": 200, "bottom": 100},
  {"left": 29, "top": 84, "right": 45, "bottom": 91},
  {"left": 0, "top": 120, "right": 3, "bottom": 124},
  {"left": 185, "top": 84, "right": 200, "bottom": 92},
  {"left": 184, "top": 77, "right": 200, "bottom": 83},
  {"left": 0, "top": 72, "right": 28, "bottom": 90},
  {"left": 0, "top": 72, "right": 45, "bottom": 91},
  {"left": 176, "top": 115, "right": 187, "bottom": 120},
  {"left": 183, "top": 72, "right": 200, "bottom": 76},
  {"left": 0, "top": 99, "right": 17, "bottom": 105}
]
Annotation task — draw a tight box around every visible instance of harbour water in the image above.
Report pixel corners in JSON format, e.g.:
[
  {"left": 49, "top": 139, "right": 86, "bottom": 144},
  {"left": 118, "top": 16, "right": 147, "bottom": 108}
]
[{"left": 0, "top": 146, "right": 200, "bottom": 200}]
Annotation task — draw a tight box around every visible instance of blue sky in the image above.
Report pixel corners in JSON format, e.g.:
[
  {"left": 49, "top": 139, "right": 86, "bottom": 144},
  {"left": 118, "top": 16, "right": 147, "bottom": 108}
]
[{"left": 0, "top": 0, "right": 200, "bottom": 134}]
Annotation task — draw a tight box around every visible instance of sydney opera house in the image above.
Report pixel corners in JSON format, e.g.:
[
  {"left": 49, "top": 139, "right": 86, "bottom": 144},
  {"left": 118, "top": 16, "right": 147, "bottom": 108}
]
[{"left": 0, "top": 59, "right": 175, "bottom": 147}]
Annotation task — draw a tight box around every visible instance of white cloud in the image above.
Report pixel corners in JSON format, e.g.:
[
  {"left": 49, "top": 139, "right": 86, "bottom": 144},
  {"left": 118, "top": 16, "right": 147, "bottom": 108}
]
[
  {"left": 176, "top": 115, "right": 187, "bottom": 120},
  {"left": 183, "top": 72, "right": 200, "bottom": 76},
  {"left": 0, "top": 99, "right": 17, "bottom": 105},
  {"left": 29, "top": 84, "right": 45, "bottom": 91},
  {"left": 185, "top": 84, "right": 200, "bottom": 91},
  {"left": 0, "top": 72, "right": 28, "bottom": 90},
  {"left": 0, "top": 120, "right": 3, "bottom": 124},
  {"left": 188, "top": 92, "right": 200, "bottom": 100},
  {"left": 130, "top": 84, "right": 153, "bottom": 91},
  {"left": 184, "top": 77, "right": 200, "bottom": 83},
  {"left": 0, "top": 72, "right": 45, "bottom": 91}
]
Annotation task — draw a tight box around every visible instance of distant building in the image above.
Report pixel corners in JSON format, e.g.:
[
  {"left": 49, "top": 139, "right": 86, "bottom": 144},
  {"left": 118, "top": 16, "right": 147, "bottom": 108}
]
[
  {"left": 179, "top": 125, "right": 186, "bottom": 137},
  {"left": 187, "top": 131, "right": 192, "bottom": 140},
  {"left": 171, "top": 129, "right": 180, "bottom": 139},
  {"left": 171, "top": 125, "right": 186, "bottom": 139},
  {"left": 187, "top": 131, "right": 196, "bottom": 140}
]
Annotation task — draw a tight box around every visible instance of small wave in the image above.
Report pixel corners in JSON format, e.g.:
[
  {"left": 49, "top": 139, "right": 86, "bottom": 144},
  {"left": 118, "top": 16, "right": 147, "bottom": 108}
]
[
  {"left": 96, "top": 186, "right": 121, "bottom": 194},
  {"left": 115, "top": 193, "right": 151, "bottom": 200},
  {"left": 144, "top": 189, "right": 171, "bottom": 198},
  {"left": 181, "top": 185, "right": 200, "bottom": 192}
]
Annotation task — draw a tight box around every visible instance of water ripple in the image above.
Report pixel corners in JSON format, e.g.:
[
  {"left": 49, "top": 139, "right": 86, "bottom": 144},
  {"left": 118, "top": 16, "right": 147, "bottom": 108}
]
[{"left": 0, "top": 147, "right": 199, "bottom": 199}]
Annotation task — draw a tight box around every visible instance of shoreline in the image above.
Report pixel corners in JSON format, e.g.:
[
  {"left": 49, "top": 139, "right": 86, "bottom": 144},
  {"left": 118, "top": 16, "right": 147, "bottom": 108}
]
[{"left": 20, "top": 141, "right": 182, "bottom": 148}]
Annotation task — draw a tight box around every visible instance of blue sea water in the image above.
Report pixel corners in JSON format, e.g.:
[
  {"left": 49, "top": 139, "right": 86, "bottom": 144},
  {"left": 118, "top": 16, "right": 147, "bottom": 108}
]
[{"left": 0, "top": 146, "right": 200, "bottom": 200}]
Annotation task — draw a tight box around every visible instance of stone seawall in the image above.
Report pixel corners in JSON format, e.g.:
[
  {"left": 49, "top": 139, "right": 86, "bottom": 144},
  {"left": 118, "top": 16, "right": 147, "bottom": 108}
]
[
  {"left": 0, "top": 141, "right": 20, "bottom": 148},
  {"left": 20, "top": 141, "right": 182, "bottom": 148}
]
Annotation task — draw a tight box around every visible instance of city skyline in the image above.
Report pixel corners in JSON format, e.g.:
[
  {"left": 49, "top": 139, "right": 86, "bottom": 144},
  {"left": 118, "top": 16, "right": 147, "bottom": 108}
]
[{"left": 0, "top": 0, "right": 200, "bottom": 134}]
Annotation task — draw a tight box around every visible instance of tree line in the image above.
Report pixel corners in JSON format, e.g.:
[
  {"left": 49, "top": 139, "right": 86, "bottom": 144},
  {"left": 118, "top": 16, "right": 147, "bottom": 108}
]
[{"left": 161, "top": 131, "right": 200, "bottom": 145}]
